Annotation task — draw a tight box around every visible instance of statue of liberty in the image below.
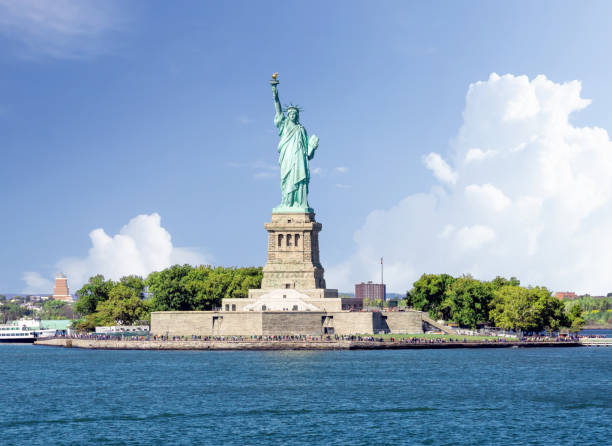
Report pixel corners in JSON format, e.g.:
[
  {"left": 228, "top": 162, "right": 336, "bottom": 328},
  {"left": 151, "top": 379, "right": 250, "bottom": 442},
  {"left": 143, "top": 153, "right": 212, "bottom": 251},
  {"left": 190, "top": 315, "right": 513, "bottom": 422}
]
[{"left": 271, "top": 74, "right": 319, "bottom": 213}]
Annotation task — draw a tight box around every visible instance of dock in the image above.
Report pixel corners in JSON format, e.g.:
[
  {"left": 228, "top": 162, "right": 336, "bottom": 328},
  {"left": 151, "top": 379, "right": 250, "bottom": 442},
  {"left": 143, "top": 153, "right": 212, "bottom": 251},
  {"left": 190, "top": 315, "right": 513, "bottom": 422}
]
[{"left": 579, "top": 338, "right": 612, "bottom": 347}]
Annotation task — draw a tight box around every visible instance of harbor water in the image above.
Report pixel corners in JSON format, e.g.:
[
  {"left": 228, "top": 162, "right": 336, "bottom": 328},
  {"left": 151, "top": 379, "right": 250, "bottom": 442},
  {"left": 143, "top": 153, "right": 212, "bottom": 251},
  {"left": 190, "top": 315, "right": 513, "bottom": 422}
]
[{"left": 1, "top": 343, "right": 611, "bottom": 445}]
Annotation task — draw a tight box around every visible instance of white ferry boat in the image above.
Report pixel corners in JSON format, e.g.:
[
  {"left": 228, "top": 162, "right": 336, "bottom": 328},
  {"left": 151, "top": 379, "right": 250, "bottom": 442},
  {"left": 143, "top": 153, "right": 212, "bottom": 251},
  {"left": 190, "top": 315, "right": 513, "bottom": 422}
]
[{"left": 0, "top": 319, "right": 58, "bottom": 343}]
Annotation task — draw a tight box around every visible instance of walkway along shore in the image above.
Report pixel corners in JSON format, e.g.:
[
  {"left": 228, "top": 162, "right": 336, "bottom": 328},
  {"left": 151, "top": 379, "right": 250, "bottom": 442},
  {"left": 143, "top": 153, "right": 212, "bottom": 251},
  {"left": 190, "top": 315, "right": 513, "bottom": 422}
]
[{"left": 34, "top": 338, "right": 584, "bottom": 351}]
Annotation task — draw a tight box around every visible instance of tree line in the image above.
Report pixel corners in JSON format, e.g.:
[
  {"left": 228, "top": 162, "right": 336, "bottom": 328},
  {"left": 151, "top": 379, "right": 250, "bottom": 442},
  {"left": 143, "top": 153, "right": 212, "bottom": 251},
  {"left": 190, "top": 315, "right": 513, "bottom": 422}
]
[
  {"left": 0, "top": 302, "right": 32, "bottom": 323},
  {"left": 72, "top": 265, "right": 262, "bottom": 330},
  {"left": 404, "top": 274, "right": 585, "bottom": 333},
  {"left": 65, "top": 267, "right": 586, "bottom": 334},
  {"left": 0, "top": 298, "right": 75, "bottom": 323},
  {"left": 561, "top": 296, "right": 612, "bottom": 327}
]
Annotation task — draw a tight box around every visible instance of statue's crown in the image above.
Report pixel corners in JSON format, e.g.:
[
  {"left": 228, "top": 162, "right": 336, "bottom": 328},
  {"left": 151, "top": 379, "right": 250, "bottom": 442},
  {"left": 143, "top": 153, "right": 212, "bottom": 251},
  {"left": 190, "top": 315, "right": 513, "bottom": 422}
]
[{"left": 283, "top": 103, "right": 302, "bottom": 113}]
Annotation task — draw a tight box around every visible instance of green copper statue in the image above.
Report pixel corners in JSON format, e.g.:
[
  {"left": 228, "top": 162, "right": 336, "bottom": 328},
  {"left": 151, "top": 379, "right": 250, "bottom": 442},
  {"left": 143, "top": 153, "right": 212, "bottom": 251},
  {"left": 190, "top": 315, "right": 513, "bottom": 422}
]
[{"left": 271, "top": 73, "right": 319, "bottom": 213}]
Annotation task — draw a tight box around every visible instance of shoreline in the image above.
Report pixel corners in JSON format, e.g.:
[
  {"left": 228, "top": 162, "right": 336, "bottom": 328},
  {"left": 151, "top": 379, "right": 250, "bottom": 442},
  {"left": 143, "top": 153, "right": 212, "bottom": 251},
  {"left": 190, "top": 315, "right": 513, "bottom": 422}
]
[{"left": 34, "top": 338, "right": 583, "bottom": 351}]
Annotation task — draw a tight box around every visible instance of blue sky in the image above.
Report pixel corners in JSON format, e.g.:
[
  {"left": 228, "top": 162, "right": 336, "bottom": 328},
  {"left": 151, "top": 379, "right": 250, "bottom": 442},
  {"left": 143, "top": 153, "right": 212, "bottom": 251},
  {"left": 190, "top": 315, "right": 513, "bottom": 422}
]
[{"left": 1, "top": 0, "right": 611, "bottom": 295}]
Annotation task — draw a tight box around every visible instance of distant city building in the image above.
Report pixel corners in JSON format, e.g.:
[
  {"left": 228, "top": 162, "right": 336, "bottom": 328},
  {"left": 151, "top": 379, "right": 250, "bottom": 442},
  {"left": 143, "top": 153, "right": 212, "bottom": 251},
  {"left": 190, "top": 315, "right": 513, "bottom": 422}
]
[
  {"left": 355, "top": 281, "right": 386, "bottom": 301},
  {"left": 555, "top": 291, "right": 577, "bottom": 300},
  {"left": 29, "top": 295, "right": 52, "bottom": 302},
  {"left": 53, "top": 274, "right": 72, "bottom": 302}
]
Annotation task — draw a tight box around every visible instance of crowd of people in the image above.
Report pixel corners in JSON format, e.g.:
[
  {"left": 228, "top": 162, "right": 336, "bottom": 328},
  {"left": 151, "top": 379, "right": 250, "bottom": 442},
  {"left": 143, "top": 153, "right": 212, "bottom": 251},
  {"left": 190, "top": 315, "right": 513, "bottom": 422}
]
[{"left": 52, "top": 333, "right": 580, "bottom": 343}]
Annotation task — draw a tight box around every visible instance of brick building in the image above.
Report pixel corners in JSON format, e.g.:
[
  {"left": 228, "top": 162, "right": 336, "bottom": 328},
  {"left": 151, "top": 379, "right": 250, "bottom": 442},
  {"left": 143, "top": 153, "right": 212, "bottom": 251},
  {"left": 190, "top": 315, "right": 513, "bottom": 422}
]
[
  {"left": 53, "top": 273, "right": 73, "bottom": 302},
  {"left": 355, "top": 281, "right": 386, "bottom": 301},
  {"left": 555, "top": 291, "right": 577, "bottom": 300}
]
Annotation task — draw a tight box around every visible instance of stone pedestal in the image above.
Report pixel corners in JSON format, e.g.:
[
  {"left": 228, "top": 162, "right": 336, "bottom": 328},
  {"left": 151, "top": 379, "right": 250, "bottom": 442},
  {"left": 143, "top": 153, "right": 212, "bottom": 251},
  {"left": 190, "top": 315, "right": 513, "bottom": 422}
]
[{"left": 254, "top": 212, "right": 337, "bottom": 298}]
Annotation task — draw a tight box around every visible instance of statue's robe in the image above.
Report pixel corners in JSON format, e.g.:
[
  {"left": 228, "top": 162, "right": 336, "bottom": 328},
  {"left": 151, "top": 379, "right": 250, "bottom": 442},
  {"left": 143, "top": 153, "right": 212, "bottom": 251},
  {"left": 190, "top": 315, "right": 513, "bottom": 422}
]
[{"left": 274, "top": 112, "right": 314, "bottom": 209}]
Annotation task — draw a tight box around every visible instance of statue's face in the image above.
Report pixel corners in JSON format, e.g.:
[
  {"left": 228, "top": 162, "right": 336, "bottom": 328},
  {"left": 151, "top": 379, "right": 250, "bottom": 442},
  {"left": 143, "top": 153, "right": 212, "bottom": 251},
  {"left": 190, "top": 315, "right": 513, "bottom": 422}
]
[{"left": 287, "top": 108, "right": 299, "bottom": 123}]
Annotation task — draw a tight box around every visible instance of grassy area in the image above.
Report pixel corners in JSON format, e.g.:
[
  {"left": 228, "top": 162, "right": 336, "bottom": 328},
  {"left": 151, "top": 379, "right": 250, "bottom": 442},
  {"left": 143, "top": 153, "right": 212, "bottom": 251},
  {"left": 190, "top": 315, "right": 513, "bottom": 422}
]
[{"left": 366, "top": 333, "right": 518, "bottom": 342}]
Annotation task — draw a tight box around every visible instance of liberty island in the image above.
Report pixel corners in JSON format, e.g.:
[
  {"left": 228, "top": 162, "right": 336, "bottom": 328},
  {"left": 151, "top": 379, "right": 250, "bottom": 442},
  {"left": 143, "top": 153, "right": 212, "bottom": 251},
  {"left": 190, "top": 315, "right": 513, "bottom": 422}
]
[
  {"left": 33, "top": 75, "right": 588, "bottom": 346},
  {"left": 145, "top": 74, "right": 439, "bottom": 337}
]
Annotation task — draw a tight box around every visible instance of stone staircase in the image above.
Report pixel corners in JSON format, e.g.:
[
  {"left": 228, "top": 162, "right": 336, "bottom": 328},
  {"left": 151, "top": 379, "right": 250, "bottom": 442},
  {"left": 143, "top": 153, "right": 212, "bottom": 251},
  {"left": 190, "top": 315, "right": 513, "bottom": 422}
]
[{"left": 421, "top": 314, "right": 455, "bottom": 334}]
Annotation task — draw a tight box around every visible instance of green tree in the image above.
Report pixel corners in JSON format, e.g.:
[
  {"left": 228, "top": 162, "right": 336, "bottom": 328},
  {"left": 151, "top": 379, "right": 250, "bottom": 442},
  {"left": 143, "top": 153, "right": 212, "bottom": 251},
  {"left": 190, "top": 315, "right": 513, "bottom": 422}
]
[
  {"left": 199, "top": 266, "right": 234, "bottom": 308},
  {"left": 490, "top": 285, "right": 567, "bottom": 333},
  {"left": 490, "top": 285, "right": 538, "bottom": 333},
  {"left": 564, "top": 296, "right": 612, "bottom": 327},
  {"left": 71, "top": 265, "right": 263, "bottom": 330},
  {"left": 199, "top": 266, "right": 262, "bottom": 306},
  {"left": 180, "top": 265, "right": 212, "bottom": 309},
  {"left": 407, "top": 273, "right": 456, "bottom": 319},
  {"left": 119, "top": 275, "right": 146, "bottom": 296},
  {"left": 39, "top": 299, "right": 75, "bottom": 320},
  {"left": 95, "top": 284, "right": 149, "bottom": 325},
  {"left": 147, "top": 264, "right": 194, "bottom": 311},
  {"left": 0, "top": 303, "right": 30, "bottom": 323},
  {"left": 529, "top": 286, "right": 567, "bottom": 332},
  {"left": 75, "top": 275, "right": 115, "bottom": 316},
  {"left": 441, "top": 276, "right": 493, "bottom": 328},
  {"left": 567, "top": 303, "right": 586, "bottom": 333},
  {"left": 71, "top": 313, "right": 103, "bottom": 332},
  {"left": 225, "top": 267, "right": 263, "bottom": 299},
  {"left": 148, "top": 264, "right": 263, "bottom": 312},
  {"left": 363, "top": 298, "right": 383, "bottom": 308},
  {"left": 491, "top": 276, "right": 521, "bottom": 290}
]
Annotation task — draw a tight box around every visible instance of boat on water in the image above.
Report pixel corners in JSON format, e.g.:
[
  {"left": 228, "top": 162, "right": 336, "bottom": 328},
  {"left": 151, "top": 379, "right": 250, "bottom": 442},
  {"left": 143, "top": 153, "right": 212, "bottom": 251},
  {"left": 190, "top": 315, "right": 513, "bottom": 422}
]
[{"left": 0, "top": 319, "right": 59, "bottom": 344}]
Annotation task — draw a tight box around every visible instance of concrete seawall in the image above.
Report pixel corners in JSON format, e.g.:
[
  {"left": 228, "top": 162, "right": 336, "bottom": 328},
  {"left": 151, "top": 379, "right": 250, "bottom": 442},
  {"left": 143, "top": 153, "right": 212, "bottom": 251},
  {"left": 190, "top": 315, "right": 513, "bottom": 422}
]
[
  {"left": 35, "top": 338, "right": 583, "bottom": 351},
  {"left": 36, "top": 338, "right": 350, "bottom": 350},
  {"left": 579, "top": 338, "right": 612, "bottom": 346}
]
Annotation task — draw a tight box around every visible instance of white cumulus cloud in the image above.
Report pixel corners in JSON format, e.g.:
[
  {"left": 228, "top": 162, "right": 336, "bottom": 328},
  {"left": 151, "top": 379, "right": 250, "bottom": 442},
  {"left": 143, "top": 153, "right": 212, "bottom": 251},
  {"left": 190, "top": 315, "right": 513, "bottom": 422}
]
[
  {"left": 328, "top": 73, "right": 612, "bottom": 295},
  {"left": 24, "top": 213, "right": 209, "bottom": 292},
  {"left": 454, "top": 225, "right": 496, "bottom": 251},
  {"left": 465, "top": 184, "right": 511, "bottom": 212},
  {"left": 423, "top": 152, "right": 457, "bottom": 184},
  {"left": 465, "top": 148, "right": 496, "bottom": 163}
]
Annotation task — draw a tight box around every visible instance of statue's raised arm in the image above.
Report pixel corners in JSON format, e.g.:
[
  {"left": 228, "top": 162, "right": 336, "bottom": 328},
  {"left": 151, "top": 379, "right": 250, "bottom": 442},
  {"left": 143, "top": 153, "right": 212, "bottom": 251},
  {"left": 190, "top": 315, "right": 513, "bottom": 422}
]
[{"left": 271, "top": 73, "right": 282, "bottom": 117}]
